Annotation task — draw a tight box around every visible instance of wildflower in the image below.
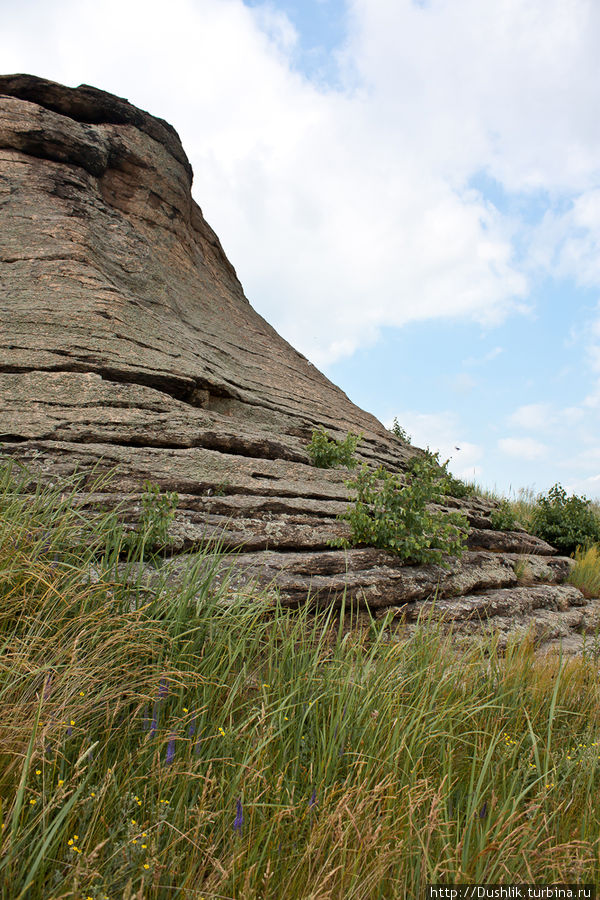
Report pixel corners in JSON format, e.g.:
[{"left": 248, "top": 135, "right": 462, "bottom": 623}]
[
  {"left": 166, "top": 733, "right": 176, "bottom": 765},
  {"left": 308, "top": 789, "right": 317, "bottom": 809},
  {"left": 57, "top": 779, "right": 64, "bottom": 787},
  {"left": 29, "top": 799, "right": 36, "bottom": 805},
  {"left": 143, "top": 863, "right": 150, "bottom": 870},
  {"left": 90, "top": 792, "right": 96, "bottom": 798},
  {"left": 79, "top": 691, "right": 85, "bottom": 697},
  {"left": 150, "top": 677, "right": 168, "bottom": 737},
  {"left": 218, "top": 727, "right": 225, "bottom": 737},
  {"left": 479, "top": 802, "right": 487, "bottom": 819},
  {"left": 70, "top": 720, "right": 75, "bottom": 727},
  {"left": 132, "top": 839, "right": 138, "bottom": 844},
  {"left": 183, "top": 707, "right": 189, "bottom": 713},
  {"left": 188, "top": 713, "right": 196, "bottom": 738},
  {"left": 141, "top": 843, "right": 147, "bottom": 849},
  {"left": 233, "top": 798, "right": 243, "bottom": 834},
  {"left": 35, "top": 769, "right": 41, "bottom": 775}
]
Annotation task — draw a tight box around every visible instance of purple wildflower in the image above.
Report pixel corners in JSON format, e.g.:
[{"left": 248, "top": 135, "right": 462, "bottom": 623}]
[
  {"left": 233, "top": 798, "right": 243, "bottom": 833},
  {"left": 479, "top": 801, "right": 488, "bottom": 819},
  {"left": 308, "top": 789, "right": 317, "bottom": 809},
  {"left": 149, "top": 677, "right": 168, "bottom": 738},
  {"left": 187, "top": 713, "right": 196, "bottom": 738},
  {"left": 166, "top": 733, "right": 176, "bottom": 765}
]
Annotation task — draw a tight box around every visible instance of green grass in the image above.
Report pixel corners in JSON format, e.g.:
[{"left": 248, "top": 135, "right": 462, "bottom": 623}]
[
  {"left": 569, "top": 544, "right": 600, "bottom": 599},
  {"left": 2, "top": 458, "right": 600, "bottom": 898}
]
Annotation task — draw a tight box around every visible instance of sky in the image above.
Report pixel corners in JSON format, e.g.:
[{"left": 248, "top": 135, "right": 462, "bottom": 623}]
[{"left": 2, "top": 0, "right": 600, "bottom": 499}]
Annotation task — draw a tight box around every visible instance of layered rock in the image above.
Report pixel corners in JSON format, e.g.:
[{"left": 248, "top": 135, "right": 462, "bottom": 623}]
[{"left": 1, "top": 74, "right": 596, "bottom": 654}]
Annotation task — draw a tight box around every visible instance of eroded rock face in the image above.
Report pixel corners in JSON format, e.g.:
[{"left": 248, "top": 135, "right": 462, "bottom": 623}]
[{"left": 0, "top": 74, "right": 595, "bottom": 654}]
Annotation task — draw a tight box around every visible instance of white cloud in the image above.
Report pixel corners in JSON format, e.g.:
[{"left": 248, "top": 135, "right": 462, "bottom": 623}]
[
  {"left": 498, "top": 437, "right": 548, "bottom": 460},
  {"left": 3, "top": 0, "right": 600, "bottom": 368},
  {"left": 462, "top": 347, "right": 503, "bottom": 367},
  {"left": 508, "top": 403, "right": 554, "bottom": 430},
  {"left": 0, "top": 0, "right": 536, "bottom": 365}
]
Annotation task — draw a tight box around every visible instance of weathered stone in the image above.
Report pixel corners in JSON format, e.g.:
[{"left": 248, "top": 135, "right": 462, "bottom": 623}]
[{"left": 0, "top": 74, "right": 594, "bottom": 654}]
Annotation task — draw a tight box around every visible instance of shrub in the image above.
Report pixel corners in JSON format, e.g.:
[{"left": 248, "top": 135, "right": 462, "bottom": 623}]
[
  {"left": 390, "top": 417, "right": 411, "bottom": 444},
  {"left": 530, "top": 484, "right": 600, "bottom": 555},
  {"left": 124, "top": 480, "right": 178, "bottom": 558},
  {"left": 443, "top": 472, "right": 472, "bottom": 499},
  {"left": 335, "top": 456, "right": 470, "bottom": 565},
  {"left": 490, "top": 500, "right": 518, "bottom": 531},
  {"left": 307, "top": 426, "right": 361, "bottom": 469},
  {"left": 409, "top": 449, "right": 471, "bottom": 500}
]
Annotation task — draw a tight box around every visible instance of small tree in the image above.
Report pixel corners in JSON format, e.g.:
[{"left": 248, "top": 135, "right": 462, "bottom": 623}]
[
  {"left": 531, "top": 484, "right": 600, "bottom": 555},
  {"left": 307, "top": 426, "right": 361, "bottom": 469},
  {"left": 334, "top": 456, "right": 470, "bottom": 566}
]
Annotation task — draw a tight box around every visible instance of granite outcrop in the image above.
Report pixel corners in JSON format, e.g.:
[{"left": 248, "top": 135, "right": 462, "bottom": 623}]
[{"left": 1, "top": 74, "right": 598, "bottom": 654}]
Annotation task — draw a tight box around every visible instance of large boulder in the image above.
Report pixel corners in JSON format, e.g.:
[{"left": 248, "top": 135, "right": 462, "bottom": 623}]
[{"left": 0, "top": 74, "right": 594, "bottom": 653}]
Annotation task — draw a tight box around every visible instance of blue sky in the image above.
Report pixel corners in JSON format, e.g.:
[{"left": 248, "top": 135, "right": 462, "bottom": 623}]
[{"left": 2, "top": 0, "right": 600, "bottom": 498}]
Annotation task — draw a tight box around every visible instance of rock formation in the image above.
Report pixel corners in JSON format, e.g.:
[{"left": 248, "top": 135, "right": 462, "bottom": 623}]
[{"left": 1, "top": 74, "right": 598, "bottom": 654}]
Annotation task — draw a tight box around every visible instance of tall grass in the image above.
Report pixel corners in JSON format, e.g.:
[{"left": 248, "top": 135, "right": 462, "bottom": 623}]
[
  {"left": 1, "top": 458, "right": 600, "bottom": 898},
  {"left": 569, "top": 544, "right": 600, "bottom": 599}
]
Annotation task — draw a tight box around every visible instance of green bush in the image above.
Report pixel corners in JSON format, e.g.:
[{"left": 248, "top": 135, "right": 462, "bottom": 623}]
[
  {"left": 390, "top": 417, "right": 411, "bottom": 444},
  {"left": 530, "top": 484, "right": 600, "bottom": 555},
  {"left": 490, "top": 500, "right": 518, "bottom": 531},
  {"left": 335, "top": 456, "right": 470, "bottom": 565},
  {"left": 443, "top": 471, "right": 472, "bottom": 500},
  {"left": 409, "top": 449, "right": 471, "bottom": 500},
  {"left": 307, "top": 426, "right": 361, "bottom": 469}
]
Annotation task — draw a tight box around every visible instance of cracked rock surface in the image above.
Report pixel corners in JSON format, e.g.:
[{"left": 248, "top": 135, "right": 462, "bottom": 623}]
[{"left": 1, "top": 74, "right": 597, "bottom": 655}]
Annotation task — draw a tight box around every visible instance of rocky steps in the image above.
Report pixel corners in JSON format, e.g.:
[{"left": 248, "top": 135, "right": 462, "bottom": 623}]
[{"left": 1, "top": 74, "right": 598, "bottom": 654}]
